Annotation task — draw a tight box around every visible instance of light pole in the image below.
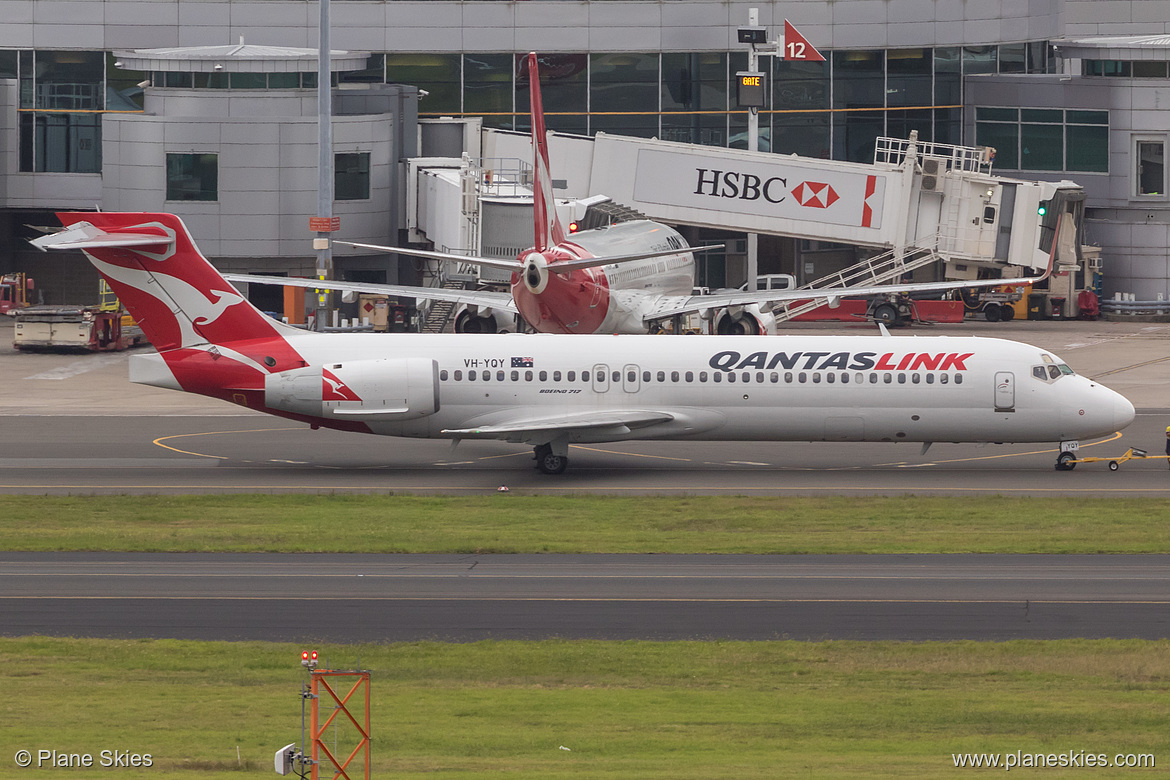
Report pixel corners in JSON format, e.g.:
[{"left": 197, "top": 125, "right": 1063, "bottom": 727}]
[
  {"left": 314, "top": 0, "right": 334, "bottom": 332},
  {"left": 736, "top": 8, "right": 769, "bottom": 293}
]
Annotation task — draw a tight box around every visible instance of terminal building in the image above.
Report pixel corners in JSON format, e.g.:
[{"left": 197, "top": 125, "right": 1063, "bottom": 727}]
[{"left": 1, "top": 0, "right": 1169, "bottom": 308}]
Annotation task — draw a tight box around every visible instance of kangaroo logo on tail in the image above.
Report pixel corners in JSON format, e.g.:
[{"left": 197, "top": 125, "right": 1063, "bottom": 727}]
[{"left": 34, "top": 212, "right": 307, "bottom": 375}]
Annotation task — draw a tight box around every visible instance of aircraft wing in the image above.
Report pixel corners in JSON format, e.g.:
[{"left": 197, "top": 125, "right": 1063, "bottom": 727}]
[
  {"left": 646, "top": 213, "right": 1068, "bottom": 323},
  {"left": 334, "top": 240, "right": 522, "bottom": 272},
  {"left": 443, "top": 409, "right": 674, "bottom": 438},
  {"left": 641, "top": 261, "right": 1059, "bottom": 323},
  {"left": 222, "top": 273, "right": 518, "bottom": 314}
]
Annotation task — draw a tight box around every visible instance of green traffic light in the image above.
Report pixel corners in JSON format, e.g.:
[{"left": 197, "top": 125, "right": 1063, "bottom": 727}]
[{"left": 1037, "top": 205, "right": 1047, "bottom": 216}]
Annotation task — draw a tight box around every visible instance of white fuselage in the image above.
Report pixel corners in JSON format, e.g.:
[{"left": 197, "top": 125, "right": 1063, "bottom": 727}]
[
  {"left": 140, "top": 331, "right": 1134, "bottom": 448},
  {"left": 541, "top": 221, "right": 695, "bottom": 334}
]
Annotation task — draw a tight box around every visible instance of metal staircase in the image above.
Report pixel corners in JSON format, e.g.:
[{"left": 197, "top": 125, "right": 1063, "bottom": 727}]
[
  {"left": 419, "top": 278, "right": 468, "bottom": 333},
  {"left": 771, "top": 240, "right": 943, "bottom": 324}
]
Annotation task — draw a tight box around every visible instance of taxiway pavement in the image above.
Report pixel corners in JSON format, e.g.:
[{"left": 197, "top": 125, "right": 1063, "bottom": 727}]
[
  {"left": 4, "top": 552, "right": 1169, "bottom": 641},
  {"left": 2, "top": 318, "right": 1169, "bottom": 495}
]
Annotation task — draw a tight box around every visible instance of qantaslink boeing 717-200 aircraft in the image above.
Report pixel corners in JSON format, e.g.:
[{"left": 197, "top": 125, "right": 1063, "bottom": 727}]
[{"left": 32, "top": 211, "right": 1134, "bottom": 474}]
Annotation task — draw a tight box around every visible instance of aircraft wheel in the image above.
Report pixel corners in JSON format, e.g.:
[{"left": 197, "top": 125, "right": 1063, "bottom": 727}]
[
  {"left": 984, "top": 304, "right": 1002, "bottom": 322},
  {"left": 1055, "top": 452, "right": 1077, "bottom": 471},
  {"left": 1109, "top": 461, "right": 1119, "bottom": 471},
  {"left": 1000, "top": 303, "right": 1016, "bottom": 321},
  {"left": 873, "top": 303, "right": 898, "bottom": 325},
  {"left": 536, "top": 451, "right": 568, "bottom": 475}
]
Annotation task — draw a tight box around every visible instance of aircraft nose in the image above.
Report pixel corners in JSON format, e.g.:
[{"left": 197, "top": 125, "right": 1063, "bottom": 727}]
[{"left": 1113, "top": 391, "right": 1136, "bottom": 431}]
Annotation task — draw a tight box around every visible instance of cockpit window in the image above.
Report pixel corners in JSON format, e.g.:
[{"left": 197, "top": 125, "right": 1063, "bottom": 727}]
[{"left": 1034, "top": 363, "right": 1074, "bottom": 381}]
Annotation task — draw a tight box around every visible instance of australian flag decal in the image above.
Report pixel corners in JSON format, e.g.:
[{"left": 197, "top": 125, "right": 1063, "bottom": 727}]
[{"left": 511, "top": 356, "right": 534, "bottom": 368}]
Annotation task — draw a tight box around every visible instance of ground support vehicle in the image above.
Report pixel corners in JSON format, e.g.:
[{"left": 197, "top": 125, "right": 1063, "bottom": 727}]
[
  {"left": 13, "top": 305, "right": 144, "bottom": 351},
  {"left": 1, "top": 273, "right": 34, "bottom": 315},
  {"left": 1055, "top": 447, "right": 1170, "bottom": 471},
  {"left": 960, "top": 286, "right": 1024, "bottom": 322}
]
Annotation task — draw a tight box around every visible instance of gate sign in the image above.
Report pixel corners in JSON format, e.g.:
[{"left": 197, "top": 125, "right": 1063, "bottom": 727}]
[
  {"left": 783, "top": 20, "right": 825, "bottom": 62},
  {"left": 736, "top": 71, "right": 766, "bottom": 109},
  {"left": 632, "top": 149, "right": 885, "bottom": 230}
]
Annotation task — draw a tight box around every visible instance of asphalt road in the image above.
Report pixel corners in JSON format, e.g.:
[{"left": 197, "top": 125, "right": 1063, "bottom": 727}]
[{"left": 4, "top": 552, "right": 1169, "bottom": 641}]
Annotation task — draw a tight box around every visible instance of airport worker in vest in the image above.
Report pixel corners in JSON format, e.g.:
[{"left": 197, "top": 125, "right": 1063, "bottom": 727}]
[{"left": 1165, "top": 426, "right": 1170, "bottom": 468}]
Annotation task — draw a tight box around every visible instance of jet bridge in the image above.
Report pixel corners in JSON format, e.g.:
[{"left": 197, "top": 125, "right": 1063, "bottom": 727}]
[
  {"left": 404, "top": 124, "right": 1085, "bottom": 329},
  {"left": 478, "top": 128, "right": 1080, "bottom": 274}
]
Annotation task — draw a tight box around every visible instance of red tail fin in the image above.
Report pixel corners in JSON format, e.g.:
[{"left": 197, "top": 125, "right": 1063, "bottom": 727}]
[
  {"left": 48, "top": 212, "right": 298, "bottom": 356},
  {"left": 528, "top": 53, "right": 567, "bottom": 253}
]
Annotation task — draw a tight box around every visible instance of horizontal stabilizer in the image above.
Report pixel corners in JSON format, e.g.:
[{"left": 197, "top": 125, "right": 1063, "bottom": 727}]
[
  {"left": 336, "top": 239, "right": 722, "bottom": 276},
  {"left": 30, "top": 222, "right": 173, "bottom": 252},
  {"left": 549, "top": 244, "right": 725, "bottom": 274}
]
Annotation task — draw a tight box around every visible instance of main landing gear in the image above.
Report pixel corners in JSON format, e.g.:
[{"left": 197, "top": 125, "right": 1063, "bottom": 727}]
[{"left": 533, "top": 443, "right": 569, "bottom": 475}]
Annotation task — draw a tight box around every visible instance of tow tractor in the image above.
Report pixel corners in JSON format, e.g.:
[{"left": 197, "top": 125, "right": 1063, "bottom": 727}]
[
  {"left": 1056, "top": 447, "right": 1170, "bottom": 471},
  {"left": 956, "top": 284, "right": 1026, "bottom": 322}
]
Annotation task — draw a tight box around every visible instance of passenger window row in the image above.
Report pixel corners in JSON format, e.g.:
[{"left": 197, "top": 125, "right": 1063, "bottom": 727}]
[{"left": 437, "top": 368, "right": 966, "bottom": 386}]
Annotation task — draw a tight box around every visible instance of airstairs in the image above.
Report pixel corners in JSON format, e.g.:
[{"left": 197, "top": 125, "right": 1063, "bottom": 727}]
[
  {"left": 419, "top": 278, "right": 467, "bottom": 333},
  {"left": 771, "top": 238, "right": 944, "bottom": 324}
]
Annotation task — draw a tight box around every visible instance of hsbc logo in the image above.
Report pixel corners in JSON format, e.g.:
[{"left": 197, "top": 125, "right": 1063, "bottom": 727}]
[
  {"left": 791, "top": 181, "right": 839, "bottom": 209},
  {"left": 665, "top": 160, "right": 881, "bottom": 229},
  {"left": 693, "top": 169, "right": 842, "bottom": 212},
  {"left": 693, "top": 168, "right": 787, "bottom": 204}
]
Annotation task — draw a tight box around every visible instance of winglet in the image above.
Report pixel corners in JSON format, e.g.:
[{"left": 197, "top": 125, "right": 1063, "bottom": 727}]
[{"left": 528, "top": 52, "right": 567, "bottom": 253}]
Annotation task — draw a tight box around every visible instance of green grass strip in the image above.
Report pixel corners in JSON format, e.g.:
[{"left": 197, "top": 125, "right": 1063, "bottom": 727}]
[
  {"left": 1, "top": 495, "right": 1169, "bottom": 554},
  {"left": 3, "top": 637, "right": 1167, "bottom": 778}
]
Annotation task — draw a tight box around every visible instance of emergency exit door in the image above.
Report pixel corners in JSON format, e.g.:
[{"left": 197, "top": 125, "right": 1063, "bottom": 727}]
[
  {"left": 994, "top": 371, "right": 1015, "bottom": 412},
  {"left": 592, "top": 364, "right": 609, "bottom": 393}
]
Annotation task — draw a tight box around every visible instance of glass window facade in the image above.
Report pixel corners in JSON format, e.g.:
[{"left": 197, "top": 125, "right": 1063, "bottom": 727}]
[
  {"left": 166, "top": 153, "right": 218, "bottom": 201},
  {"left": 335, "top": 152, "right": 371, "bottom": 201},
  {"left": 771, "top": 58, "right": 830, "bottom": 158},
  {"left": 1137, "top": 140, "right": 1164, "bottom": 196},
  {"left": 390, "top": 41, "right": 1051, "bottom": 162},
  {"left": 591, "top": 53, "right": 660, "bottom": 139},
  {"left": 1084, "top": 58, "right": 1170, "bottom": 78},
  {"left": 662, "top": 52, "right": 729, "bottom": 147},
  {"left": 387, "top": 53, "right": 460, "bottom": 115},
  {"left": 976, "top": 107, "right": 1109, "bottom": 173},
  {"left": 518, "top": 53, "right": 588, "bottom": 135},
  {"left": 17, "top": 51, "right": 144, "bottom": 173},
  {"left": 9, "top": 40, "right": 1058, "bottom": 178}
]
